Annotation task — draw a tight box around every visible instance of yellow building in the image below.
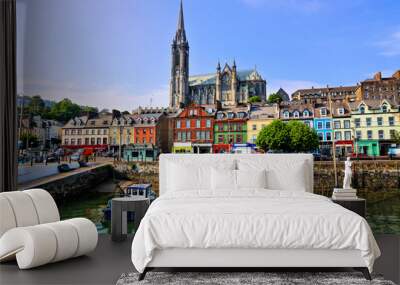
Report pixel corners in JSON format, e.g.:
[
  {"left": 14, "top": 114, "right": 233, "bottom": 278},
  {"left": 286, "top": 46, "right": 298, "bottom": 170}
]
[
  {"left": 246, "top": 105, "right": 279, "bottom": 143},
  {"left": 349, "top": 99, "right": 399, "bottom": 156}
]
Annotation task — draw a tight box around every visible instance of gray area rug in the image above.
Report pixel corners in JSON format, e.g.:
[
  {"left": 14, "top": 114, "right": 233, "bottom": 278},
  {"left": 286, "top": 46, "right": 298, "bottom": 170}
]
[{"left": 117, "top": 272, "right": 396, "bottom": 285}]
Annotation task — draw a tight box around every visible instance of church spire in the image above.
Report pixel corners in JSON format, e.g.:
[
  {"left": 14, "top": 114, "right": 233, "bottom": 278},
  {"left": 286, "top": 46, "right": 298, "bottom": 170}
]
[{"left": 175, "top": 0, "right": 186, "bottom": 43}]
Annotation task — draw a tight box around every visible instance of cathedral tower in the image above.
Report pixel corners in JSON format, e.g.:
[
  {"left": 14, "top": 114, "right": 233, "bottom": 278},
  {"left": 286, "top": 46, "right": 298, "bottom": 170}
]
[{"left": 169, "top": 0, "right": 189, "bottom": 108}]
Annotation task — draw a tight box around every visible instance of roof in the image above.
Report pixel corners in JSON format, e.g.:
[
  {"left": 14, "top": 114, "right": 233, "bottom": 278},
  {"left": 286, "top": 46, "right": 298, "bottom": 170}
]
[
  {"left": 63, "top": 116, "right": 89, "bottom": 128},
  {"left": 189, "top": 69, "right": 263, "bottom": 87},
  {"left": 249, "top": 105, "right": 279, "bottom": 119},
  {"left": 276, "top": 88, "right": 290, "bottom": 101},
  {"left": 349, "top": 99, "right": 398, "bottom": 111}
]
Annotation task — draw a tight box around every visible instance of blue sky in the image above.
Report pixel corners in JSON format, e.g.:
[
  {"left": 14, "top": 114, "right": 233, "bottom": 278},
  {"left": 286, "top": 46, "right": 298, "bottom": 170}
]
[{"left": 17, "top": 0, "right": 400, "bottom": 111}]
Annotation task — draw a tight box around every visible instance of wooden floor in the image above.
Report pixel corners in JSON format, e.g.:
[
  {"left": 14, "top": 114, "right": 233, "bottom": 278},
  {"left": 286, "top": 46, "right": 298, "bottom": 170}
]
[{"left": 0, "top": 234, "right": 399, "bottom": 285}]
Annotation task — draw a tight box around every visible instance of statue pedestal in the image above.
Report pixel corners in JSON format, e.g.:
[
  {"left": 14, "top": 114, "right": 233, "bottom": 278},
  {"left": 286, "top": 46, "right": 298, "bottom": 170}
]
[{"left": 332, "top": 188, "right": 357, "bottom": 200}]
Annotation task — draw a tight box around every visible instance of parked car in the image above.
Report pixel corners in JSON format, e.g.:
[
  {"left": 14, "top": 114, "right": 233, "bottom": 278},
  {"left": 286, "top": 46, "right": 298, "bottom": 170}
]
[
  {"left": 70, "top": 153, "right": 81, "bottom": 161},
  {"left": 57, "top": 164, "right": 71, "bottom": 173}
]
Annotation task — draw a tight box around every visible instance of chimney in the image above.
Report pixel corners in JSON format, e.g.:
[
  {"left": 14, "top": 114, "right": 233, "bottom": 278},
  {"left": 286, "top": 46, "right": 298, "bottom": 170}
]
[
  {"left": 392, "top": 70, "right": 400, "bottom": 79},
  {"left": 374, "top": 72, "right": 382, "bottom": 81}
]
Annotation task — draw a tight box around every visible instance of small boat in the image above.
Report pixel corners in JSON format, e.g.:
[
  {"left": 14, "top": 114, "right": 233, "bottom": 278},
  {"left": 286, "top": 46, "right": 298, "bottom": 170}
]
[{"left": 102, "top": 183, "right": 157, "bottom": 221}]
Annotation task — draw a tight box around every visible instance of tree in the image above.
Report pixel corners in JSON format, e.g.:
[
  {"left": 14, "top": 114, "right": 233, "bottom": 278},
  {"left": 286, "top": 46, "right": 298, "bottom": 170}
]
[
  {"left": 28, "top": 95, "right": 45, "bottom": 115},
  {"left": 286, "top": 121, "right": 319, "bottom": 152},
  {"left": 267, "top": 93, "right": 282, "bottom": 104},
  {"left": 256, "top": 120, "right": 290, "bottom": 151},
  {"left": 248, "top": 96, "right": 261, "bottom": 103},
  {"left": 392, "top": 130, "right": 400, "bottom": 145},
  {"left": 20, "top": 133, "right": 39, "bottom": 149},
  {"left": 256, "top": 119, "right": 319, "bottom": 153},
  {"left": 47, "top": 98, "right": 81, "bottom": 123}
]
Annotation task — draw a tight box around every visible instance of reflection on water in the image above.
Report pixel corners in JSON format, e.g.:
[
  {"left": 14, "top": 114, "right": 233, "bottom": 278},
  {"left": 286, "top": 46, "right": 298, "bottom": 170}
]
[
  {"left": 58, "top": 181, "right": 400, "bottom": 235},
  {"left": 366, "top": 192, "right": 400, "bottom": 234}
]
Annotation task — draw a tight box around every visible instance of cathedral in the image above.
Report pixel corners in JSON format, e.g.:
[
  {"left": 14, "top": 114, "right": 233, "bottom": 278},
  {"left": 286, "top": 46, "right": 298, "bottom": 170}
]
[{"left": 169, "top": 1, "right": 267, "bottom": 109}]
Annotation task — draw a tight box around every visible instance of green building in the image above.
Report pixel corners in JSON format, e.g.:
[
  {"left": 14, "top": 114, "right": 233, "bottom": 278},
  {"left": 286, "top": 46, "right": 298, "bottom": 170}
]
[
  {"left": 213, "top": 110, "right": 248, "bottom": 153},
  {"left": 355, "top": 140, "right": 380, "bottom": 156}
]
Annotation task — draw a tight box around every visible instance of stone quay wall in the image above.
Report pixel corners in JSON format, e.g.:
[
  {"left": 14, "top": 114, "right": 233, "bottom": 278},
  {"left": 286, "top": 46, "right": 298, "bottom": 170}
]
[
  {"left": 314, "top": 160, "right": 400, "bottom": 196},
  {"left": 115, "top": 160, "right": 400, "bottom": 197},
  {"left": 36, "top": 164, "right": 113, "bottom": 203}
]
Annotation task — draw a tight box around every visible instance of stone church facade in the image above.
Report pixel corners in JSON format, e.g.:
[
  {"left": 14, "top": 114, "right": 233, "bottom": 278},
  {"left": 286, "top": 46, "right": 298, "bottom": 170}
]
[{"left": 169, "top": 1, "right": 267, "bottom": 109}]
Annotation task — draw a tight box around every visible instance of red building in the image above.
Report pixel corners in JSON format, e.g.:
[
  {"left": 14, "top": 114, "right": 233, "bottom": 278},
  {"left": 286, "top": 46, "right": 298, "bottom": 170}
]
[{"left": 173, "top": 105, "right": 215, "bottom": 153}]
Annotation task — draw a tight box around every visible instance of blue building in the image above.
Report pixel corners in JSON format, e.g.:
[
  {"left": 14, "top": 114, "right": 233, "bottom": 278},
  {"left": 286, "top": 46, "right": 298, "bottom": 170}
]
[{"left": 313, "top": 105, "right": 333, "bottom": 155}]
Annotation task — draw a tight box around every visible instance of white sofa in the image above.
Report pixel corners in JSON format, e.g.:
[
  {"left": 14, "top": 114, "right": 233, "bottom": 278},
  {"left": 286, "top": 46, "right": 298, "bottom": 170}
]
[{"left": 0, "top": 189, "right": 98, "bottom": 269}]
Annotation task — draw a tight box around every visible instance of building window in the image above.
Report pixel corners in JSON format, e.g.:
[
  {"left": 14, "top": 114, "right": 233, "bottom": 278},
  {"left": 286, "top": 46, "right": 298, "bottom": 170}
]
[
  {"left": 356, "top": 131, "right": 362, "bottom": 140},
  {"left": 218, "top": 135, "right": 224, "bottom": 143},
  {"left": 334, "top": 120, "right": 341, "bottom": 129},
  {"left": 378, "top": 130, "right": 384, "bottom": 139},
  {"left": 206, "top": 131, "right": 210, "bottom": 140},
  {"left": 337, "top": 108, "right": 344, "bottom": 115},
  {"left": 252, "top": 124, "right": 257, "bottom": 131},
  {"left": 367, "top": 130, "right": 372, "bottom": 139},
  {"left": 186, "top": 119, "right": 190, "bottom": 128},
  {"left": 344, "top": 131, "right": 352, "bottom": 140},
  {"left": 354, "top": 118, "right": 361, "bottom": 128},
  {"left": 318, "top": 132, "right": 323, "bottom": 141},
  {"left": 236, "top": 134, "right": 242, "bottom": 143},
  {"left": 64, "top": 139, "right": 69, "bottom": 145},
  {"left": 196, "top": 131, "right": 200, "bottom": 139},
  {"left": 206, "top": 119, "right": 211, "bottom": 128},
  {"left": 317, "top": 122, "right": 323, "bottom": 129},
  {"left": 366, "top": 117, "right": 372, "bottom": 127},
  {"left": 390, "top": 130, "right": 396, "bottom": 139},
  {"left": 187, "top": 131, "right": 191, "bottom": 140},
  {"left": 103, "top": 138, "right": 107, "bottom": 144},
  {"left": 334, "top": 132, "right": 341, "bottom": 141},
  {"left": 103, "top": 129, "right": 107, "bottom": 135},
  {"left": 283, "top": 111, "right": 289, "bottom": 119},
  {"left": 377, "top": 117, "right": 383, "bottom": 126},
  {"left": 177, "top": 132, "right": 181, "bottom": 141},
  {"left": 91, "top": 129, "right": 95, "bottom": 135},
  {"left": 97, "top": 138, "right": 101, "bottom": 145},
  {"left": 303, "top": 110, "right": 309, "bottom": 117},
  {"left": 85, "top": 138, "right": 90, "bottom": 145},
  {"left": 196, "top": 119, "right": 201, "bottom": 128},
  {"left": 320, "top": 108, "right": 327, "bottom": 116},
  {"left": 77, "top": 138, "right": 81, "bottom": 145},
  {"left": 71, "top": 139, "right": 75, "bottom": 145},
  {"left": 344, "top": 120, "right": 350, "bottom": 129},
  {"left": 97, "top": 129, "right": 101, "bottom": 135},
  {"left": 389, "top": 117, "right": 395, "bottom": 126},
  {"left": 77, "top": 129, "right": 82, "bottom": 135},
  {"left": 293, "top": 111, "right": 300, "bottom": 118},
  {"left": 176, "top": 120, "right": 181, "bottom": 129},
  {"left": 326, "top": 132, "right": 332, "bottom": 141},
  {"left": 182, "top": 132, "right": 186, "bottom": 142},
  {"left": 91, "top": 138, "right": 95, "bottom": 145},
  {"left": 252, "top": 135, "right": 257, "bottom": 143},
  {"left": 65, "top": 129, "right": 70, "bottom": 135},
  {"left": 381, "top": 105, "right": 388, "bottom": 113},
  {"left": 325, "top": 121, "right": 331, "bottom": 129},
  {"left": 359, "top": 106, "right": 365, "bottom": 114}
]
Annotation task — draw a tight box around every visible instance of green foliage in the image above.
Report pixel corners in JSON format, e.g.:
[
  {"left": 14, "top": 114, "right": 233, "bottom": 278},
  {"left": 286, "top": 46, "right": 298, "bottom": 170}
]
[
  {"left": 27, "top": 95, "right": 46, "bottom": 115},
  {"left": 20, "top": 133, "right": 39, "bottom": 149},
  {"left": 267, "top": 93, "right": 282, "bottom": 104},
  {"left": 256, "top": 119, "right": 319, "bottom": 152},
  {"left": 286, "top": 121, "right": 319, "bottom": 152},
  {"left": 248, "top": 96, "right": 261, "bottom": 103},
  {"left": 256, "top": 120, "right": 290, "bottom": 151},
  {"left": 392, "top": 130, "right": 400, "bottom": 145}
]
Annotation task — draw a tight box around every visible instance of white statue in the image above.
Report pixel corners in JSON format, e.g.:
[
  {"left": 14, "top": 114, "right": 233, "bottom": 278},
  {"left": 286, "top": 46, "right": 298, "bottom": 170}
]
[{"left": 343, "top": 157, "right": 353, "bottom": 189}]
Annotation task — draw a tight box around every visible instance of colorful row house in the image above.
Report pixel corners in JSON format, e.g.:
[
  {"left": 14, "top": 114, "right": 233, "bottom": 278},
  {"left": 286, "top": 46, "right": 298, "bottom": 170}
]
[
  {"left": 331, "top": 100, "right": 353, "bottom": 157},
  {"left": 109, "top": 108, "right": 172, "bottom": 161},
  {"left": 173, "top": 105, "right": 215, "bottom": 153},
  {"left": 349, "top": 99, "right": 399, "bottom": 156},
  {"left": 213, "top": 108, "right": 248, "bottom": 153},
  {"left": 247, "top": 104, "right": 279, "bottom": 144}
]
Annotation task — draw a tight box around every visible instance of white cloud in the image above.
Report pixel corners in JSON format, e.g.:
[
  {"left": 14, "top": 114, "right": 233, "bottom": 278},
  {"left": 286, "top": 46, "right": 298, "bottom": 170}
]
[
  {"left": 267, "top": 79, "right": 323, "bottom": 98},
  {"left": 375, "top": 29, "right": 400, "bottom": 57},
  {"left": 19, "top": 79, "right": 170, "bottom": 112},
  {"left": 240, "top": 0, "right": 323, "bottom": 12}
]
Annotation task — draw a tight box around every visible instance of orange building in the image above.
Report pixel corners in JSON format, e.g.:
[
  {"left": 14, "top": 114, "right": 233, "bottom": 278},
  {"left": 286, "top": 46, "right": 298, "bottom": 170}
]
[{"left": 173, "top": 105, "right": 215, "bottom": 153}]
